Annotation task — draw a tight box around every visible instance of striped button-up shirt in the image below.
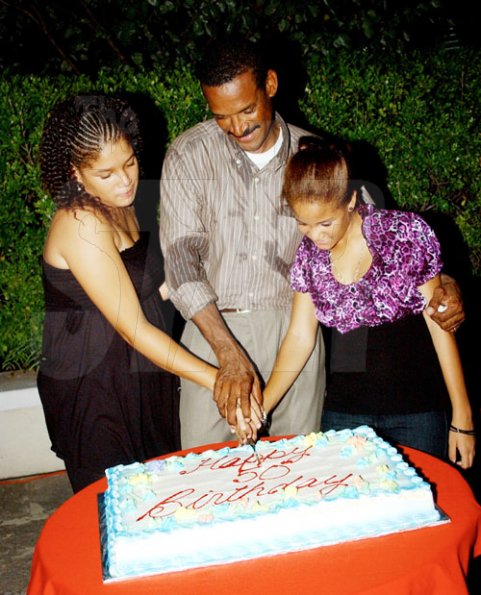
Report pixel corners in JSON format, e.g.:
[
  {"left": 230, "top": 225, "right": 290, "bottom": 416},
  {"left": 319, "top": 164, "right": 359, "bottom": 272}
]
[{"left": 159, "top": 113, "right": 310, "bottom": 320}]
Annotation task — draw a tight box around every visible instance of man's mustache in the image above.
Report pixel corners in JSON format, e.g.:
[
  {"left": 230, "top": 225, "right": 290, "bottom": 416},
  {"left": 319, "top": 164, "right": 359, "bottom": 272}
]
[{"left": 230, "top": 124, "right": 260, "bottom": 138}]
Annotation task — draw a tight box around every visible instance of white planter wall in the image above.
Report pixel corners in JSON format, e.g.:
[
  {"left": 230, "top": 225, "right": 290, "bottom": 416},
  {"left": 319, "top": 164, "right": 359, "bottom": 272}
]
[{"left": 0, "top": 372, "right": 65, "bottom": 479}]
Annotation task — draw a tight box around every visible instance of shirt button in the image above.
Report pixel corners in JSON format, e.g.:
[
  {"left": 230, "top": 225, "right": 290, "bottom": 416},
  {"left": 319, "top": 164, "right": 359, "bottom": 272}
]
[
  {"left": 254, "top": 177, "right": 260, "bottom": 184},
  {"left": 252, "top": 255, "right": 257, "bottom": 261},
  {"left": 254, "top": 215, "right": 259, "bottom": 221},
  {"left": 248, "top": 292, "right": 254, "bottom": 298}
]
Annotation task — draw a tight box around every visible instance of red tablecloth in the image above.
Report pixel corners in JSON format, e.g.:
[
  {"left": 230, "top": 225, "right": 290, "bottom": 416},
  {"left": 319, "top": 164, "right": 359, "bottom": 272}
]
[{"left": 28, "top": 442, "right": 481, "bottom": 595}]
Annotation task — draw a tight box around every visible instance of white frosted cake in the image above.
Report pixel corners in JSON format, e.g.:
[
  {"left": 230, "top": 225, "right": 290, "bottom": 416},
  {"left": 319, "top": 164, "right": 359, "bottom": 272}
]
[{"left": 101, "top": 426, "right": 443, "bottom": 580}]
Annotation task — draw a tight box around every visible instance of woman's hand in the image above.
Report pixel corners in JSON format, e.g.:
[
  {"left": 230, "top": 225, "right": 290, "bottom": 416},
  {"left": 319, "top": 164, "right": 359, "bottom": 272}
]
[
  {"left": 231, "top": 394, "right": 266, "bottom": 445},
  {"left": 448, "top": 424, "right": 476, "bottom": 469}
]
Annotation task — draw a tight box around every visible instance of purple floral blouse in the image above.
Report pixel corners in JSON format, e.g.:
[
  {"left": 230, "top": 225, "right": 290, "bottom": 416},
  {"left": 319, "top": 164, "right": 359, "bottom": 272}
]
[{"left": 291, "top": 204, "right": 443, "bottom": 334}]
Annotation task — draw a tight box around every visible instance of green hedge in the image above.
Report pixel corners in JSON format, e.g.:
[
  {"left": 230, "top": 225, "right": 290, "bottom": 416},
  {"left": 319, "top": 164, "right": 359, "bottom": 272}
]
[
  {"left": 3, "top": 0, "right": 471, "bottom": 76},
  {"left": 1, "top": 48, "right": 480, "bottom": 370},
  {"left": 301, "top": 51, "right": 481, "bottom": 253}
]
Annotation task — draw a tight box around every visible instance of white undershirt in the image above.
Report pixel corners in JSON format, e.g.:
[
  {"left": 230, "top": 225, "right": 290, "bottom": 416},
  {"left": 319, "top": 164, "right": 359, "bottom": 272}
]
[{"left": 245, "top": 127, "right": 284, "bottom": 169}]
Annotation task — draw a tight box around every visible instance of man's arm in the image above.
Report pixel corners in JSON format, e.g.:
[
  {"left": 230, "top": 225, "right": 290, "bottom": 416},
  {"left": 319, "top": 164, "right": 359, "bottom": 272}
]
[
  {"left": 192, "top": 304, "right": 263, "bottom": 427},
  {"left": 160, "top": 145, "right": 262, "bottom": 426},
  {"left": 425, "top": 274, "right": 464, "bottom": 333},
  {"left": 160, "top": 147, "right": 216, "bottom": 320}
]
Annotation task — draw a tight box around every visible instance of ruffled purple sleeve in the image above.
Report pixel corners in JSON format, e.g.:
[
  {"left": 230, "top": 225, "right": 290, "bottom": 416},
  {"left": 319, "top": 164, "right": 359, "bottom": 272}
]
[
  {"left": 291, "top": 238, "right": 312, "bottom": 293},
  {"left": 387, "top": 211, "right": 442, "bottom": 287}
]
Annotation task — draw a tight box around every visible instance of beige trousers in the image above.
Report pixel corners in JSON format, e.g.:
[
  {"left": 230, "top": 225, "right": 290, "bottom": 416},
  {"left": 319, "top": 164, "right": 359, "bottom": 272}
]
[{"left": 179, "top": 309, "right": 325, "bottom": 449}]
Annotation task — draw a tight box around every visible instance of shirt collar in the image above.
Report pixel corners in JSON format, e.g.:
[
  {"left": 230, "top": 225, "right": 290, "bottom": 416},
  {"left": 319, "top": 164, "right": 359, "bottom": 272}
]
[{"left": 220, "top": 112, "right": 292, "bottom": 172}]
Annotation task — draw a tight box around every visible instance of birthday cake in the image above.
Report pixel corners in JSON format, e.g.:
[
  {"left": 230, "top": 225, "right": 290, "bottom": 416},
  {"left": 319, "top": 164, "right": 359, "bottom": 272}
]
[{"left": 101, "top": 426, "right": 444, "bottom": 580}]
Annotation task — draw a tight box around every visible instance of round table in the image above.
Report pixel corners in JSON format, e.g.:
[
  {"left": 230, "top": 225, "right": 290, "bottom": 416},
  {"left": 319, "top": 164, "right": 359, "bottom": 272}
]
[{"left": 28, "top": 441, "right": 481, "bottom": 595}]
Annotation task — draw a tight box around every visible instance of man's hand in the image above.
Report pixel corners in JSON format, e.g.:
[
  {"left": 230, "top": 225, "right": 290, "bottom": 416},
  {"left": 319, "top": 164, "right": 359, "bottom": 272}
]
[
  {"left": 213, "top": 350, "right": 263, "bottom": 427},
  {"left": 425, "top": 274, "right": 464, "bottom": 333},
  {"left": 192, "top": 304, "right": 263, "bottom": 427}
]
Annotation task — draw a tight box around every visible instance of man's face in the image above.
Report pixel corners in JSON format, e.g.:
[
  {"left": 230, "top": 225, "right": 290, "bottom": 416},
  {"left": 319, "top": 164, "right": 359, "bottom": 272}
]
[{"left": 202, "top": 68, "right": 278, "bottom": 153}]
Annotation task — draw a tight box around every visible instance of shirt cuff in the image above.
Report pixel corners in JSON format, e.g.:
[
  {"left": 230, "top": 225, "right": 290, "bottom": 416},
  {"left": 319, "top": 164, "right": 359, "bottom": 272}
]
[{"left": 169, "top": 281, "right": 218, "bottom": 320}]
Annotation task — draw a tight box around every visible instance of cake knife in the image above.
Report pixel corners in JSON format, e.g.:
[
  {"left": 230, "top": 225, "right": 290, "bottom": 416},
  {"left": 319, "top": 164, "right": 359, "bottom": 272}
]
[{"left": 247, "top": 437, "right": 261, "bottom": 464}]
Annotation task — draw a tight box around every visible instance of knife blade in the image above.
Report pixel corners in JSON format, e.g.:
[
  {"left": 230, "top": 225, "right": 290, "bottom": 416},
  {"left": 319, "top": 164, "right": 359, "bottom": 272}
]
[{"left": 247, "top": 438, "right": 261, "bottom": 464}]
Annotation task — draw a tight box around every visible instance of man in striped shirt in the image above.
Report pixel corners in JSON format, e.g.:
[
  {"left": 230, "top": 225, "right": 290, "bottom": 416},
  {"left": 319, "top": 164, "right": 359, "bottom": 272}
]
[{"left": 160, "top": 40, "right": 325, "bottom": 448}]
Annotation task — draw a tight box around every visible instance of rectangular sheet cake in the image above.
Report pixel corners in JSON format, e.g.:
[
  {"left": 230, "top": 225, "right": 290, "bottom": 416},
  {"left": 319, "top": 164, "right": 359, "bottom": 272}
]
[{"left": 100, "top": 425, "right": 445, "bottom": 580}]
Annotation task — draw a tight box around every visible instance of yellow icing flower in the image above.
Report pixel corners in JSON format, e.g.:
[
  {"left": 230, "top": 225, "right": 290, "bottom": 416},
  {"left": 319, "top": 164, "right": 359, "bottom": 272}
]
[
  {"left": 284, "top": 485, "right": 298, "bottom": 498},
  {"left": 174, "top": 506, "right": 198, "bottom": 521},
  {"left": 379, "top": 480, "right": 398, "bottom": 491},
  {"left": 129, "top": 473, "right": 149, "bottom": 485},
  {"left": 304, "top": 433, "right": 317, "bottom": 447}
]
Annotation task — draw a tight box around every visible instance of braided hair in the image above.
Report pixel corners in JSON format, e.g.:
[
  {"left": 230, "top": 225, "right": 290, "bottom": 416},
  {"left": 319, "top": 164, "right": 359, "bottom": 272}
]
[{"left": 40, "top": 94, "right": 142, "bottom": 218}]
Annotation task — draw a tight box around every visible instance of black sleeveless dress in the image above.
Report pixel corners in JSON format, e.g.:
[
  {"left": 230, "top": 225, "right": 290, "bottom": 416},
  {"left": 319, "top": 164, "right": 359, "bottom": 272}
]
[{"left": 37, "top": 233, "right": 180, "bottom": 492}]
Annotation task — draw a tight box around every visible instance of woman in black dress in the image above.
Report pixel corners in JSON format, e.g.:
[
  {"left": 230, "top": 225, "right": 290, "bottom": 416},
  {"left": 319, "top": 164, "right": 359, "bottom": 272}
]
[{"left": 38, "top": 94, "right": 219, "bottom": 492}]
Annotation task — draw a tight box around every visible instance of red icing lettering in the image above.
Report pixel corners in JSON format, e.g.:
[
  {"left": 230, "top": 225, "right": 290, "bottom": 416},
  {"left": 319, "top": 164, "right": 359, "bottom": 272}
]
[
  {"left": 136, "top": 488, "right": 195, "bottom": 521},
  {"left": 135, "top": 447, "right": 355, "bottom": 523},
  {"left": 319, "top": 474, "right": 353, "bottom": 496}
]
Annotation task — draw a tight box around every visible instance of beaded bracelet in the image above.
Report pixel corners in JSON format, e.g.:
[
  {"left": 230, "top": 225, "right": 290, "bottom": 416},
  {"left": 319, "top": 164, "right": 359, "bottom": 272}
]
[{"left": 449, "top": 424, "right": 476, "bottom": 436}]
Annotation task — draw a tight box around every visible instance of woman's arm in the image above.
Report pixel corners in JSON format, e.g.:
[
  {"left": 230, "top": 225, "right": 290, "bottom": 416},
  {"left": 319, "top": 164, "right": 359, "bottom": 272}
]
[
  {"left": 262, "top": 291, "right": 320, "bottom": 415},
  {"left": 51, "top": 210, "right": 217, "bottom": 390},
  {"left": 232, "top": 291, "right": 318, "bottom": 444},
  {"left": 419, "top": 276, "right": 475, "bottom": 469}
]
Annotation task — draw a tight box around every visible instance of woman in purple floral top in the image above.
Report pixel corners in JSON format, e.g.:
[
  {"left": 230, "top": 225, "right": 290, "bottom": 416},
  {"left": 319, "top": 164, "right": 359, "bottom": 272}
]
[
  {"left": 261, "top": 137, "right": 475, "bottom": 468},
  {"left": 291, "top": 203, "right": 442, "bottom": 333}
]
